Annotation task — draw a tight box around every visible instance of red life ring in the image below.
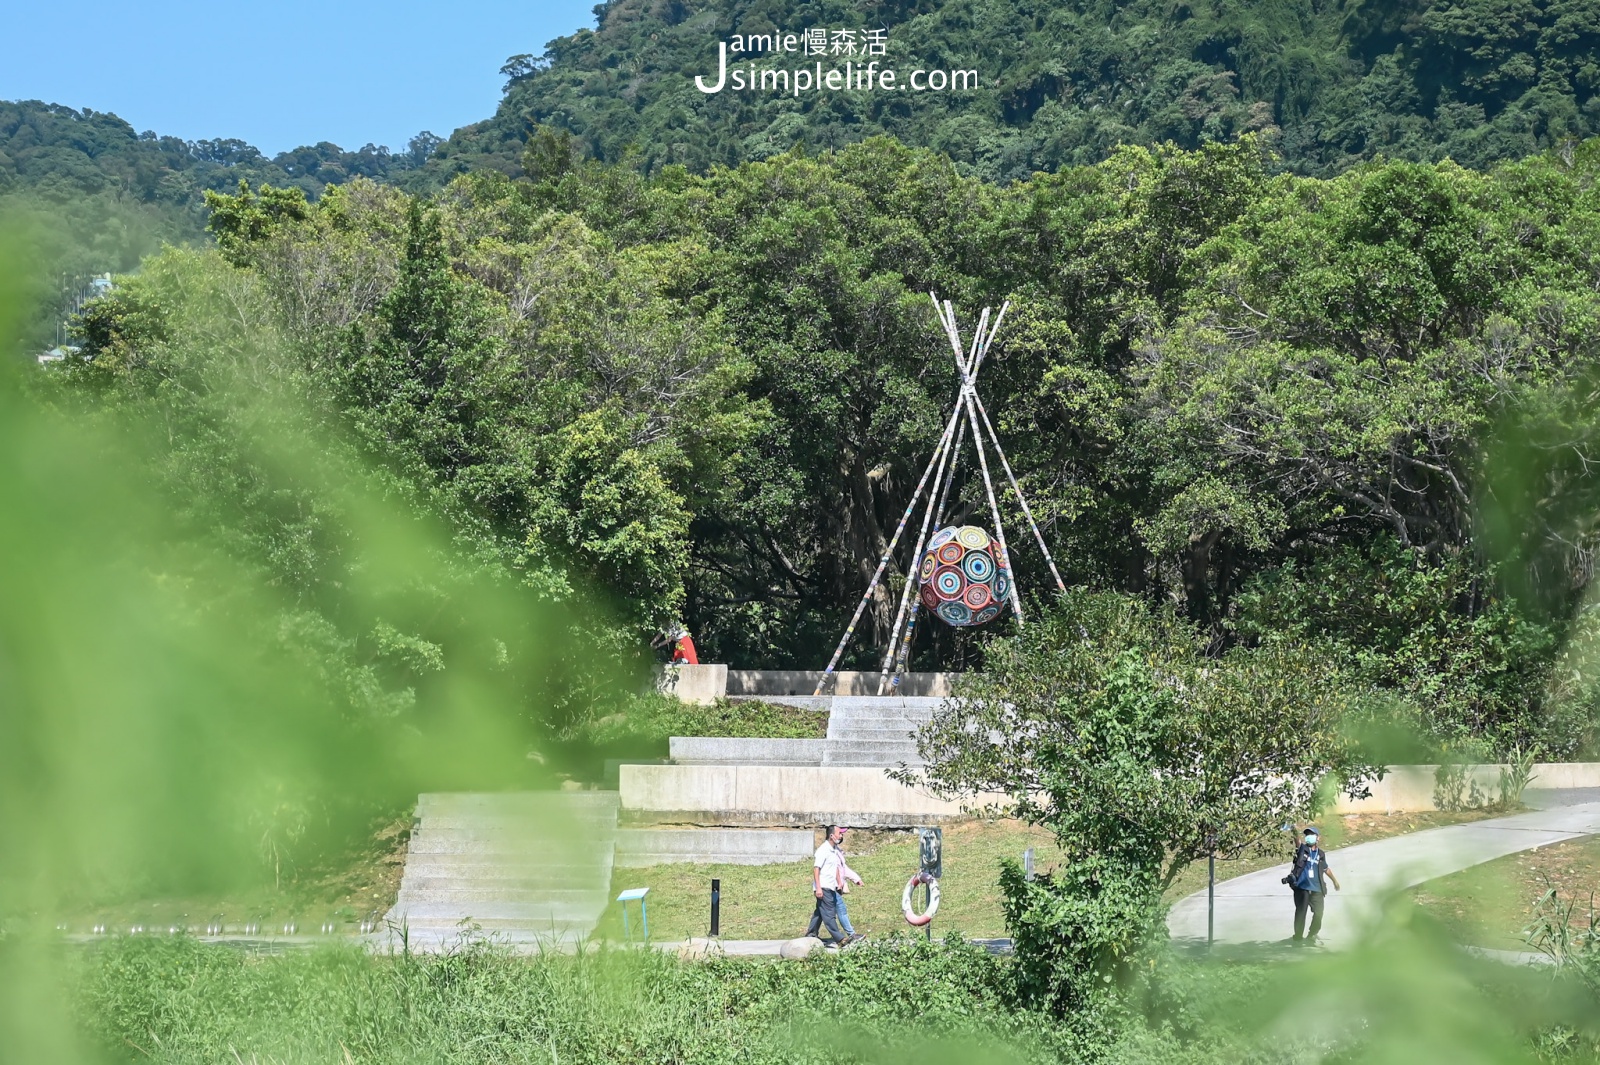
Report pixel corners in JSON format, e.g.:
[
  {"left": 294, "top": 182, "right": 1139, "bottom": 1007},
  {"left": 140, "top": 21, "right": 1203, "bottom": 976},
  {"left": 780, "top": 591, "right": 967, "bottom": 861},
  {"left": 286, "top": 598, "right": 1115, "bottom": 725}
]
[{"left": 901, "top": 872, "right": 940, "bottom": 926}]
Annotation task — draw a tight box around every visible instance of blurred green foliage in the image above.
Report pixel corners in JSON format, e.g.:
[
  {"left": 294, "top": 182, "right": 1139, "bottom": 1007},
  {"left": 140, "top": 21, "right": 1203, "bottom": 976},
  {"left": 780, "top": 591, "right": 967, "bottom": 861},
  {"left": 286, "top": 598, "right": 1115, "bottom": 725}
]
[{"left": 70, "top": 934, "right": 1063, "bottom": 1064}]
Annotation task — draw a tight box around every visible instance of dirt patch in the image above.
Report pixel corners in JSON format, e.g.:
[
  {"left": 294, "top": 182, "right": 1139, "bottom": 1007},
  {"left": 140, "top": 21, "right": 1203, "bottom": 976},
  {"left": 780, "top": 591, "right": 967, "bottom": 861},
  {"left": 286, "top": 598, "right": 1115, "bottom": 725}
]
[{"left": 1412, "top": 833, "right": 1600, "bottom": 950}]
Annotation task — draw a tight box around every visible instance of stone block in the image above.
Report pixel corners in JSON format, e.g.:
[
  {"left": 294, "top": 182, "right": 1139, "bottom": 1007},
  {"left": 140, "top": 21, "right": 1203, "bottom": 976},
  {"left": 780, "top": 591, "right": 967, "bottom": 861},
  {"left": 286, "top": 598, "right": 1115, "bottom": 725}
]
[{"left": 656, "top": 663, "right": 728, "bottom": 704}]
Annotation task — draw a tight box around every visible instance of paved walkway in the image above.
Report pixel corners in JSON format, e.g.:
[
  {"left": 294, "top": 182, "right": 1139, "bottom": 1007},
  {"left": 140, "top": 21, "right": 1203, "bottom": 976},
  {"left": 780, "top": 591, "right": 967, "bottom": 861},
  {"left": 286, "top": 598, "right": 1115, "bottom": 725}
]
[{"left": 1167, "top": 800, "right": 1600, "bottom": 949}]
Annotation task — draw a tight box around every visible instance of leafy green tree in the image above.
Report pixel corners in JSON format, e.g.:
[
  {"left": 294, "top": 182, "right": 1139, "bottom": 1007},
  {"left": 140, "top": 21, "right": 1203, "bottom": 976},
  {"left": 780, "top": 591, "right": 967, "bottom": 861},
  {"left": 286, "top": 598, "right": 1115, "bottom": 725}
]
[
  {"left": 1235, "top": 540, "right": 1565, "bottom": 755},
  {"left": 906, "top": 591, "right": 1377, "bottom": 1015},
  {"left": 204, "top": 180, "right": 312, "bottom": 266}
]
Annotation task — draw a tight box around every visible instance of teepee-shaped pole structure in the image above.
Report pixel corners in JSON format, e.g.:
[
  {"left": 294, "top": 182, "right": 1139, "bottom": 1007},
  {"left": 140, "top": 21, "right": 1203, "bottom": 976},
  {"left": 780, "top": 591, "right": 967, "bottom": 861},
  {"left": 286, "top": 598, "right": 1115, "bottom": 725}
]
[{"left": 813, "top": 296, "right": 1067, "bottom": 696}]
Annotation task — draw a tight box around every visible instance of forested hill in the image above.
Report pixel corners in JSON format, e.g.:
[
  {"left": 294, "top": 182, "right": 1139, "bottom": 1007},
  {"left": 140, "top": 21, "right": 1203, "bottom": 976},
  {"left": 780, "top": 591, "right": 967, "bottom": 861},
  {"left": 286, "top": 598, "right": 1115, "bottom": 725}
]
[
  {"left": 0, "top": 101, "right": 443, "bottom": 219},
  {"left": 0, "top": 100, "right": 444, "bottom": 349},
  {"left": 0, "top": 100, "right": 441, "bottom": 264},
  {"left": 429, "top": 0, "right": 1600, "bottom": 183}
]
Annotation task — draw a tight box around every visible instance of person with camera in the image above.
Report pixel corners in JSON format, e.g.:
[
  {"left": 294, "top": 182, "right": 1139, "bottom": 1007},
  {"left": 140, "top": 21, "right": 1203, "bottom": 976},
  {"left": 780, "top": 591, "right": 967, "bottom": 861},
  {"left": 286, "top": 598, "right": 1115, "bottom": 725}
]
[{"left": 1283, "top": 826, "right": 1340, "bottom": 945}]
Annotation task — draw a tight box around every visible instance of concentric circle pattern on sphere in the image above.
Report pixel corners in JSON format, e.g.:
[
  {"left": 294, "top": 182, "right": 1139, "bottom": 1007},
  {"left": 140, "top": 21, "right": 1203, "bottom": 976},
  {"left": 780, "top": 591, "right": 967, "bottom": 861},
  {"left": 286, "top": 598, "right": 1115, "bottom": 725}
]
[{"left": 916, "top": 524, "right": 1012, "bottom": 627}]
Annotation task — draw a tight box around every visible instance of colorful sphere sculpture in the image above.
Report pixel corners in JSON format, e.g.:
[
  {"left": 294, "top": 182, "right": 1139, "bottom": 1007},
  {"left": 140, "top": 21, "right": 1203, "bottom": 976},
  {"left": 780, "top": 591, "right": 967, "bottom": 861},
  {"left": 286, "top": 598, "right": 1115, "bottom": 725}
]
[{"left": 917, "top": 525, "right": 1012, "bottom": 627}]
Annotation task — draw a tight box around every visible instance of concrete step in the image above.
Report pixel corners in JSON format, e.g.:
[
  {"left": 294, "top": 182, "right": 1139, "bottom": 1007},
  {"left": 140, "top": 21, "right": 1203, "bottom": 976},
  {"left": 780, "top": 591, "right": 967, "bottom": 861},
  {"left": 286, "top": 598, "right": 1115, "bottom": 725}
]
[
  {"left": 827, "top": 696, "right": 943, "bottom": 712},
  {"left": 386, "top": 790, "right": 620, "bottom": 945},
  {"left": 418, "top": 791, "right": 620, "bottom": 812},
  {"left": 410, "top": 814, "right": 620, "bottom": 833},
  {"left": 668, "top": 737, "right": 825, "bottom": 766},
  {"left": 826, "top": 714, "right": 930, "bottom": 725},
  {"left": 388, "top": 905, "right": 604, "bottom": 925},
  {"left": 397, "top": 866, "right": 611, "bottom": 883},
  {"left": 822, "top": 741, "right": 925, "bottom": 767},
  {"left": 398, "top": 859, "right": 611, "bottom": 877},
  {"left": 826, "top": 726, "right": 922, "bottom": 739},
  {"left": 826, "top": 715, "right": 935, "bottom": 729},
  {"left": 823, "top": 748, "right": 923, "bottom": 762}
]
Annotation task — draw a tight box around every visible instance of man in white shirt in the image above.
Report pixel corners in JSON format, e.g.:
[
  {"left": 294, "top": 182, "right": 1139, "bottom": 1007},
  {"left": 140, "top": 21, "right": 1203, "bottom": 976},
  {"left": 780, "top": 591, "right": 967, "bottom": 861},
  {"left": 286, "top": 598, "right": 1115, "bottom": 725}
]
[{"left": 804, "top": 824, "right": 854, "bottom": 945}]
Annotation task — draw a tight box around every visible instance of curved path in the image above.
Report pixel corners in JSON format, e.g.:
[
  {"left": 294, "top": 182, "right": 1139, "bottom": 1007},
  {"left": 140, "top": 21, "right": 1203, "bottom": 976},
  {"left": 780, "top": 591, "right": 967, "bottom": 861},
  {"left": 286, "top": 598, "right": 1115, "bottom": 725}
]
[{"left": 1166, "top": 798, "right": 1600, "bottom": 949}]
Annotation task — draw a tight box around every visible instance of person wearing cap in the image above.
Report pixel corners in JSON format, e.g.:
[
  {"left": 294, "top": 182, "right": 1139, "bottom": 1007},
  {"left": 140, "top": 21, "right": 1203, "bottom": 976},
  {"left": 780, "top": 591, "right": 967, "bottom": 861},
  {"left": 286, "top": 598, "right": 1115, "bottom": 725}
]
[{"left": 1285, "top": 826, "right": 1340, "bottom": 945}]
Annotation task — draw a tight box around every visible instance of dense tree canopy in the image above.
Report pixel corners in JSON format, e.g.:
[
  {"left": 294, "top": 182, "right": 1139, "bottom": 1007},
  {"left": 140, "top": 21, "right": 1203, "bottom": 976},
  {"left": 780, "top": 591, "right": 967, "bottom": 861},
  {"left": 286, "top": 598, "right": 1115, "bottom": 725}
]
[
  {"left": 435, "top": 0, "right": 1600, "bottom": 184},
  {"left": 42, "top": 131, "right": 1600, "bottom": 758}
]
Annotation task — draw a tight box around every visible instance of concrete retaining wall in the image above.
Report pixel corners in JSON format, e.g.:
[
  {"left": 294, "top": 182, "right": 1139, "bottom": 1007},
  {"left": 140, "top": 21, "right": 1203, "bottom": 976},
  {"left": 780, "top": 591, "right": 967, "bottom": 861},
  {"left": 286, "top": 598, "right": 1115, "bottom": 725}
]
[
  {"left": 1336, "top": 762, "right": 1600, "bottom": 814},
  {"left": 727, "top": 670, "right": 954, "bottom": 697},
  {"left": 654, "top": 667, "right": 957, "bottom": 702},
  {"left": 614, "top": 827, "right": 815, "bottom": 866},
  {"left": 628, "top": 762, "right": 1600, "bottom": 822},
  {"left": 654, "top": 664, "right": 727, "bottom": 705},
  {"left": 669, "top": 737, "right": 826, "bottom": 766},
  {"left": 619, "top": 764, "right": 1006, "bottom": 826}
]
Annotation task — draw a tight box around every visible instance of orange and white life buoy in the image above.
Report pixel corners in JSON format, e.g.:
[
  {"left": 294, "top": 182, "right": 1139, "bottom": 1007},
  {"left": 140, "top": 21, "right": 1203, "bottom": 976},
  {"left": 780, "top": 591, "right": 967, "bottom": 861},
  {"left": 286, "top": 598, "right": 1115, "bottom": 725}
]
[{"left": 901, "top": 872, "right": 940, "bottom": 926}]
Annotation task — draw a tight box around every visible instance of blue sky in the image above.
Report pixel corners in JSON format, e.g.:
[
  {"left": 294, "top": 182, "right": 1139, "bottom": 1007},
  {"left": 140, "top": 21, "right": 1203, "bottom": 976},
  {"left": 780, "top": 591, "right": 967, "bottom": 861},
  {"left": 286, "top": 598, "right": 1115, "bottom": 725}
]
[{"left": 1, "top": 0, "right": 599, "bottom": 156}]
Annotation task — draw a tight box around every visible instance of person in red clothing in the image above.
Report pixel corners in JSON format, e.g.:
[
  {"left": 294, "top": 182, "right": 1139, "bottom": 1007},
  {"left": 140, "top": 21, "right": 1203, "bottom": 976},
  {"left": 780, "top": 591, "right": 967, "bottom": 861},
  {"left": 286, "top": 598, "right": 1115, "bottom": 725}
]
[{"left": 652, "top": 625, "right": 699, "bottom": 665}]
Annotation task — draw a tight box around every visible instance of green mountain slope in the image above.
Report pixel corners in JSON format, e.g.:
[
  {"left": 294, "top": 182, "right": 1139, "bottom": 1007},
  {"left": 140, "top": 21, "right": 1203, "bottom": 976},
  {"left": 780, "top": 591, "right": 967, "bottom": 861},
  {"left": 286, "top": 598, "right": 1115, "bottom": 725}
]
[
  {"left": 427, "top": 0, "right": 1600, "bottom": 183},
  {"left": 0, "top": 100, "right": 442, "bottom": 350}
]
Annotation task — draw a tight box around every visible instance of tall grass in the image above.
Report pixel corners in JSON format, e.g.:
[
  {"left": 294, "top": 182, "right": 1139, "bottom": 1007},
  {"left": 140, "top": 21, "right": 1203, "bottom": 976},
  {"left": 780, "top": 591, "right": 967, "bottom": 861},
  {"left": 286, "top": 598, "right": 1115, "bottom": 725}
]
[{"left": 71, "top": 935, "right": 1062, "bottom": 1065}]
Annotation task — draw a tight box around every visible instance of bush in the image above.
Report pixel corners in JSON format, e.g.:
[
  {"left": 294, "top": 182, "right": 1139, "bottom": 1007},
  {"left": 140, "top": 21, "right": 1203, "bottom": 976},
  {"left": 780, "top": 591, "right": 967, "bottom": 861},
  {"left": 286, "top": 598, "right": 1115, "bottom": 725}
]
[{"left": 998, "top": 857, "right": 1159, "bottom": 1043}]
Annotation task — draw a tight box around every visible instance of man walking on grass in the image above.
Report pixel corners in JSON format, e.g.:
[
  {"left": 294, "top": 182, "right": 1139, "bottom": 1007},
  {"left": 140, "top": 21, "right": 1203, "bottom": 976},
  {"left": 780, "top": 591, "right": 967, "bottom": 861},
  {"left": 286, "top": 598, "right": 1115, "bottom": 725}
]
[
  {"left": 806, "top": 824, "right": 862, "bottom": 947},
  {"left": 1286, "top": 826, "right": 1340, "bottom": 945}
]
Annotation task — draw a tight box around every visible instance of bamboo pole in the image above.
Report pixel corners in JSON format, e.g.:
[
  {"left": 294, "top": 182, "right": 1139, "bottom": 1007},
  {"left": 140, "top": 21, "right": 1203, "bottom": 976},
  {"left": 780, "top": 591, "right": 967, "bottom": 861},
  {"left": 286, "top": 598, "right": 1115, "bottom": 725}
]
[
  {"left": 893, "top": 409, "right": 968, "bottom": 679},
  {"left": 877, "top": 420, "right": 956, "bottom": 694},
  {"left": 877, "top": 302, "right": 991, "bottom": 693},
  {"left": 948, "top": 300, "right": 1025, "bottom": 626},
  {"left": 966, "top": 363, "right": 1067, "bottom": 593}
]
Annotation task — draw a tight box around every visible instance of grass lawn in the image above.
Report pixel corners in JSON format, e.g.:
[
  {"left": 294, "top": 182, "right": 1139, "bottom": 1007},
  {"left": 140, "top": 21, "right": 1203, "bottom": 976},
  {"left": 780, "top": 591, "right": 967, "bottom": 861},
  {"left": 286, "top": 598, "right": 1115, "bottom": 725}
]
[
  {"left": 1411, "top": 833, "right": 1600, "bottom": 950},
  {"left": 598, "top": 818, "right": 1059, "bottom": 942},
  {"left": 598, "top": 809, "right": 1497, "bottom": 943}
]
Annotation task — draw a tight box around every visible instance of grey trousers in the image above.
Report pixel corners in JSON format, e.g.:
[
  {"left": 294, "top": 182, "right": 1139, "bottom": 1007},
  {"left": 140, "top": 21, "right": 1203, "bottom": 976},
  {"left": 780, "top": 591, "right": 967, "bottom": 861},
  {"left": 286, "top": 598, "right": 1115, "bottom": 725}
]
[{"left": 805, "top": 888, "right": 847, "bottom": 941}]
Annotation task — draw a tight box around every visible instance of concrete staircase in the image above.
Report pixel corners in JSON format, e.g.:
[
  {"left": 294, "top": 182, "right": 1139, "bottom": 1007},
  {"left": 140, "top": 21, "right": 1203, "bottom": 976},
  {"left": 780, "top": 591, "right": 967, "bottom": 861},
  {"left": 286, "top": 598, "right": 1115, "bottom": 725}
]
[
  {"left": 383, "top": 791, "right": 619, "bottom": 949},
  {"left": 821, "top": 696, "right": 939, "bottom": 768}
]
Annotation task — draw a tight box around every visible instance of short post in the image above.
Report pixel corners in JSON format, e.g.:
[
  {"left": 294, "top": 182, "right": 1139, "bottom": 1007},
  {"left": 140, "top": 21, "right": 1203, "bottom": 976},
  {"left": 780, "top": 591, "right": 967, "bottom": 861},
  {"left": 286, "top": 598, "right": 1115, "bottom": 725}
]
[
  {"left": 1023, "top": 847, "right": 1034, "bottom": 880},
  {"left": 1204, "top": 829, "right": 1220, "bottom": 950},
  {"left": 710, "top": 878, "right": 721, "bottom": 937},
  {"left": 924, "top": 878, "right": 933, "bottom": 942},
  {"left": 1207, "top": 850, "right": 1215, "bottom": 949},
  {"left": 918, "top": 826, "right": 943, "bottom": 943}
]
